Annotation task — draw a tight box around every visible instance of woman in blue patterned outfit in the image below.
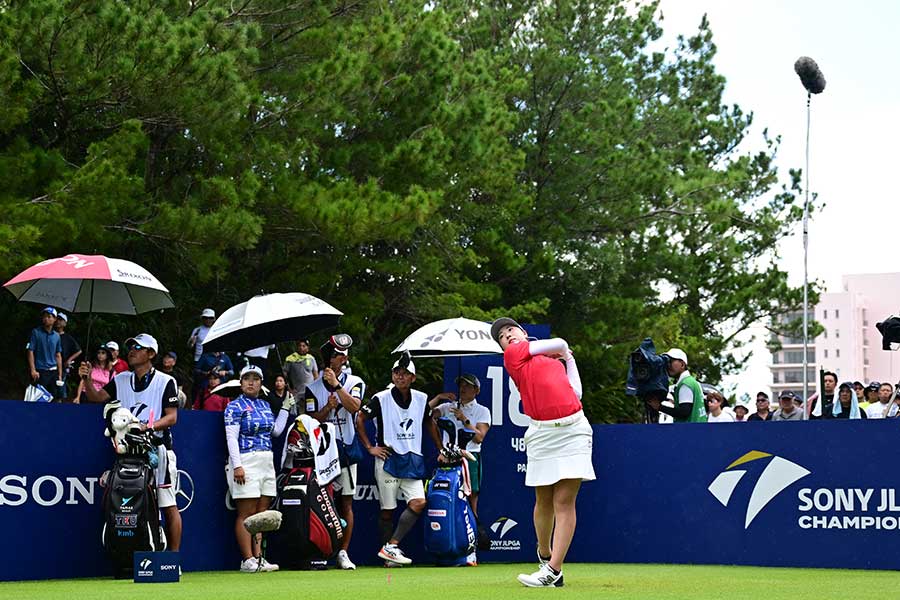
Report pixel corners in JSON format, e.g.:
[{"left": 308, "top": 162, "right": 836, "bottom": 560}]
[{"left": 225, "top": 365, "right": 294, "bottom": 572}]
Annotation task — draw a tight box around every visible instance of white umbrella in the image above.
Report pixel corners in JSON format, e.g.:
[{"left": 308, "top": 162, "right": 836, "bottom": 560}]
[
  {"left": 392, "top": 317, "right": 502, "bottom": 357},
  {"left": 202, "top": 292, "right": 342, "bottom": 352},
  {"left": 211, "top": 380, "right": 271, "bottom": 398}
]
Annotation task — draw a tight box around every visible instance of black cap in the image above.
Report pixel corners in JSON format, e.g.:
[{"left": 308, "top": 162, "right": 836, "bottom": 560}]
[
  {"left": 867, "top": 381, "right": 881, "bottom": 390},
  {"left": 491, "top": 317, "right": 523, "bottom": 344},
  {"left": 778, "top": 390, "right": 795, "bottom": 400},
  {"left": 455, "top": 373, "right": 481, "bottom": 388},
  {"left": 756, "top": 391, "right": 769, "bottom": 400}
]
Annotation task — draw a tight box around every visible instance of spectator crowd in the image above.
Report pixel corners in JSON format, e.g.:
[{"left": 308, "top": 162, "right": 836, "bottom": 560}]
[{"left": 647, "top": 348, "right": 900, "bottom": 424}]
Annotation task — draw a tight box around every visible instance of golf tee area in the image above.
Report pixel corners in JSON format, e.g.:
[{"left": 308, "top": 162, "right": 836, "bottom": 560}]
[{"left": 2, "top": 563, "right": 899, "bottom": 600}]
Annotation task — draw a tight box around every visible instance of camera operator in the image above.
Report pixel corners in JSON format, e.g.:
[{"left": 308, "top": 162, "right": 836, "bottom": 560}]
[{"left": 645, "top": 349, "right": 706, "bottom": 423}]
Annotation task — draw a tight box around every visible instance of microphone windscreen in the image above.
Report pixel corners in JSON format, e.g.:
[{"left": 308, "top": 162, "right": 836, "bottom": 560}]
[
  {"left": 794, "top": 56, "right": 826, "bottom": 94},
  {"left": 243, "top": 510, "right": 283, "bottom": 535}
]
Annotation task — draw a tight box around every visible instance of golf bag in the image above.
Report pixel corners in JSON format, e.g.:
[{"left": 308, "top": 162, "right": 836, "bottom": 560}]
[
  {"left": 101, "top": 454, "right": 163, "bottom": 578},
  {"left": 270, "top": 419, "right": 343, "bottom": 568},
  {"left": 424, "top": 464, "right": 477, "bottom": 563}
]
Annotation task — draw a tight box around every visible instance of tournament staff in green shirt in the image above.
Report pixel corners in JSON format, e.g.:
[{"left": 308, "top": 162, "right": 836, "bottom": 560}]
[{"left": 647, "top": 348, "right": 706, "bottom": 423}]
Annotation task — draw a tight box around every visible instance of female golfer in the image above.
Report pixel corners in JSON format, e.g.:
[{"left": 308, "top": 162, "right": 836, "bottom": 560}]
[
  {"left": 491, "top": 318, "right": 594, "bottom": 588},
  {"left": 224, "top": 365, "right": 294, "bottom": 572}
]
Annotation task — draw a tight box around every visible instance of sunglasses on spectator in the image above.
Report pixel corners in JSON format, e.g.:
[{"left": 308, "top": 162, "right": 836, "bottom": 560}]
[
  {"left": 756, "top": 398, "right": 768, "bottom": 402},
  {"left": 126, "top": 343, "right": 147, "bottom": 352}
]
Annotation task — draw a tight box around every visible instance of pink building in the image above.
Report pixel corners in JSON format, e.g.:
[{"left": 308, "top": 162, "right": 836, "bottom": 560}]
[{"left": 770, "top": 273, "right": 900, "bottom": 397}]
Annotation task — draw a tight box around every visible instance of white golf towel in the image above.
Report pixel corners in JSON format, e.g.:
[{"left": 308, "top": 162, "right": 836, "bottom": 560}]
[{"left": 297, "top": 414, "right": 341, "bottom": 485}]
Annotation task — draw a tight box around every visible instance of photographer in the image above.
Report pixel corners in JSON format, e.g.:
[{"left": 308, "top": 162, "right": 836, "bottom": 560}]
[{"left": 645, "top": 349, "right": 706, "bottom": 423}]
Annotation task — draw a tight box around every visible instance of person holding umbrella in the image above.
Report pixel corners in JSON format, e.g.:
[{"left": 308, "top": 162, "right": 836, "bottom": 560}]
[
  {"left": 224, "top": 365, "right": 294, "bottom": 572},
  {"left": 303, "top": 335, "right": 366, "bottom": 570},
  {"left": 491, "top": 318, "right": 593, "bottom": 588},
  {"left": 429, "top": 373, "right": 491, "bottom": 516},
  {"left": 79, "top": 333, "right": 183, "bottom": 554}
]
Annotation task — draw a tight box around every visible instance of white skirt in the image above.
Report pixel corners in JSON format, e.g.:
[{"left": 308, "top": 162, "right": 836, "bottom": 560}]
[{"left": 524, "top": 410, "right": 596, "bottom": 487}]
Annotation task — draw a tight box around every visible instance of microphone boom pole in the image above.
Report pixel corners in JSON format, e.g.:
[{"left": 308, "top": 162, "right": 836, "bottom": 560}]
[{"left": 794, "top": 56, "right": 825, "bottom": 420}]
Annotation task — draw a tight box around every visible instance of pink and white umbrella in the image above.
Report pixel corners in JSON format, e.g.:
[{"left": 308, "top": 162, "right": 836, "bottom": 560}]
[{"left": 3, "top": 253, "right": 174, "bottom": 314}]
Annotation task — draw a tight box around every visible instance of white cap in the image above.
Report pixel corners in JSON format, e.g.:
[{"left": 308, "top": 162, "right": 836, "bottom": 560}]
[
  {"left": 57, "top": 312, "right": 68, "bottom": 322},
  {"left": 124, "top": 333, "right": 159, "bottom": 354},
  {"left": 201, "top": 308, "right": 216, "bottom": 318},
  {"left": 105, "top": 341, "right": 119, "bottom": 351},
  {"left": 665, "top": 348, "right": 688, "bottom": 365},
  {"left": 392, "top": 358, "right": 416, "bottom": 375},
  {"left": 240, "top": 365, "right": 264, "bottom": 380}
]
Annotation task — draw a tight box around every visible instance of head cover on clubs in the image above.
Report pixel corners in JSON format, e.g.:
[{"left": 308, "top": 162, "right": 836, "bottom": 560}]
[
  {"left": 243, "top": 510, "right": 283, "bottom": 535},
  {"left": 436, "top": 416, "right": 457, "bottom": 445},
  {"left": 457, "top": 428, "right": 477, "bottom": 450},
  {"left": 320, "top": 333, "right": 353, "bottom": 363}
]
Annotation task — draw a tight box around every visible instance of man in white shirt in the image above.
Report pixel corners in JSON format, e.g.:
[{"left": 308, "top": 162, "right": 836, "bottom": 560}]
[
  {"left": 430, "top": 373, "right": 491, "bottom": 515},
  {"left": 866, "top": 383, "right": 894, "bottom": 419}
]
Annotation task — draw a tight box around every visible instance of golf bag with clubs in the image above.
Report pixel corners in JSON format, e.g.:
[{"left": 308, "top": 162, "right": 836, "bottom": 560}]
[
  {"left": 425, "top": 420, "right": 478, "bottom": 565},
  {"left": 269, "top": 419, "right": 344, "bottom": 569},
  {"left": 100, "top": 417, "right": 166, "bottom": 578}
]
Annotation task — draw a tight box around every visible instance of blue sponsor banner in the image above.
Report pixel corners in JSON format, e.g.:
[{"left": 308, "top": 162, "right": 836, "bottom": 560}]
[{"left": 133, "top": 551, "right": 180, "bottom": 583}]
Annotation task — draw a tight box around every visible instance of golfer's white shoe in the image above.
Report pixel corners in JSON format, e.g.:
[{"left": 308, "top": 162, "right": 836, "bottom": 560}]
[
  {"left": 239, "top": 557, "right": 259, "bottom": 573},
  {"left": 517, "top": 563, "right": 565, "bottom": 587},
  {"left": 378, "top": 543, "right": 412, "bottom": 565},
  {"left": 337, "top": 549, "right": 357, "bottom": 570}
]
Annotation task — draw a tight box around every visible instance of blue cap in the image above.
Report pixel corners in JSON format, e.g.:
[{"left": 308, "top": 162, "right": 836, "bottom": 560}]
[{"left": 42, "top": 307, "right": 58, "bottom": 317}]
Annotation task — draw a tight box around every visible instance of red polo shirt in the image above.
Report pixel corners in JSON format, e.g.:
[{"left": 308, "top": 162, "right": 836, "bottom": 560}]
[{"left": 503, "top": 341, "right": 581, "bottom": 421}]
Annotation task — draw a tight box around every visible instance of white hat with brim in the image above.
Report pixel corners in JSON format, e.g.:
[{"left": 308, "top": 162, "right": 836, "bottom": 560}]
[
  {"left": 665, "top": 348, "right": 688, "bottom": 365},
  {"left": 392, "top": 359, "right": 416, "bottom": 375}
]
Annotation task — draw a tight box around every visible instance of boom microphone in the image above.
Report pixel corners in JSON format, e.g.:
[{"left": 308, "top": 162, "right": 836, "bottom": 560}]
[
  {"left": 243, "top": 510, "right": 283, "bottom": 535},
  {"left": 794, "top": 56, "right": 826, "bottom": 94}
]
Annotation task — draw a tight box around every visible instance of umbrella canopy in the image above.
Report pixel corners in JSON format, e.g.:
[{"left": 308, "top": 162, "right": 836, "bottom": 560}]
[
  {"left": 211, "top": 380, "right": 271, "bottom": 399},
  {"left": 392, "top": 317, "right": 502, "bottom": 358},
  {"left": 202, "top": 292, "right": 342, "bottom": 353},
  {"left": 4, "top": 253, "right": 173, "bottom": 314}
]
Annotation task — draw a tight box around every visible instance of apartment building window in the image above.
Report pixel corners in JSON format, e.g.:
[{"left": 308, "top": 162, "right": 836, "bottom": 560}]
[
  {"left": 835, "top": 309, "right": 840, "bottom": 318},
  {"left": 823, "top": 310, "right": 828, "bottom": 319},
  {"left": 824, "top": 349, "right": 828, "bottom": 359},
  {"left": 836, "top": 349, "right": 840, "bottom": 358}
]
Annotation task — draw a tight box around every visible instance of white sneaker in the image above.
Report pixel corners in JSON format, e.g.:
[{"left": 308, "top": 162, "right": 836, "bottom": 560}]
[
  {"left": 259, "top": 557, "right": 279, "bottom": 572},
  {"left": 337, "top": 549, "right": 356, "bottom": 570},
  {"left": 517, "top": 563, "right": 564, "bottom": 587},
  {"left": 378, "top": 544, "right": 412, "bottom": 565},
  {"left": 240, "top": 557, "right": 259, "bottom": 573}
]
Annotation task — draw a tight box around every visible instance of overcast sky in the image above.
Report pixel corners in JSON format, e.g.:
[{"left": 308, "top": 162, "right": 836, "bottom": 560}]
[{"left": 655, "top": 1, "right": 900, "bottom": 397}]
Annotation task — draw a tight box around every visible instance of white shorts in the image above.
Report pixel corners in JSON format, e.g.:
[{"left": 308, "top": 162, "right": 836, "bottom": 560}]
[
  {"left": 226, "top": 451, "right": 277, "bottom": 500},
  {"left": 156, "top": 449, "right": 178, "bottom": 509},
  {"left": 375, "top": 458, "right": 425, "bottom": 510},
  {"left": 524, "top": 410, "right": 596, "bottom": 487},
  {"left": 331, "top": 464, "right": 357, "bottom": 497}
]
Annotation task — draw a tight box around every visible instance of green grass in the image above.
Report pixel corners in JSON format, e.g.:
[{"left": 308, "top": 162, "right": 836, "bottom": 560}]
[{"left": 3, "top": 563, "right": 900, "bottom": 600}]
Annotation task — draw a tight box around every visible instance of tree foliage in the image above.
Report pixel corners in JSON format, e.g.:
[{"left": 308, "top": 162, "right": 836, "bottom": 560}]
[{"left": 0, "top": 0, "right": 815, "bottom": 421}]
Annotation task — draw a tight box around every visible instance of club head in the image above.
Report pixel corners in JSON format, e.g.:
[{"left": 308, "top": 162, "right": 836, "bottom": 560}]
[
  {"left": 436, "top": 417, "right": 456, "bottom": 445},
  {"left": 457, "top": 428, "right": 476, "bottom": 449}
]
